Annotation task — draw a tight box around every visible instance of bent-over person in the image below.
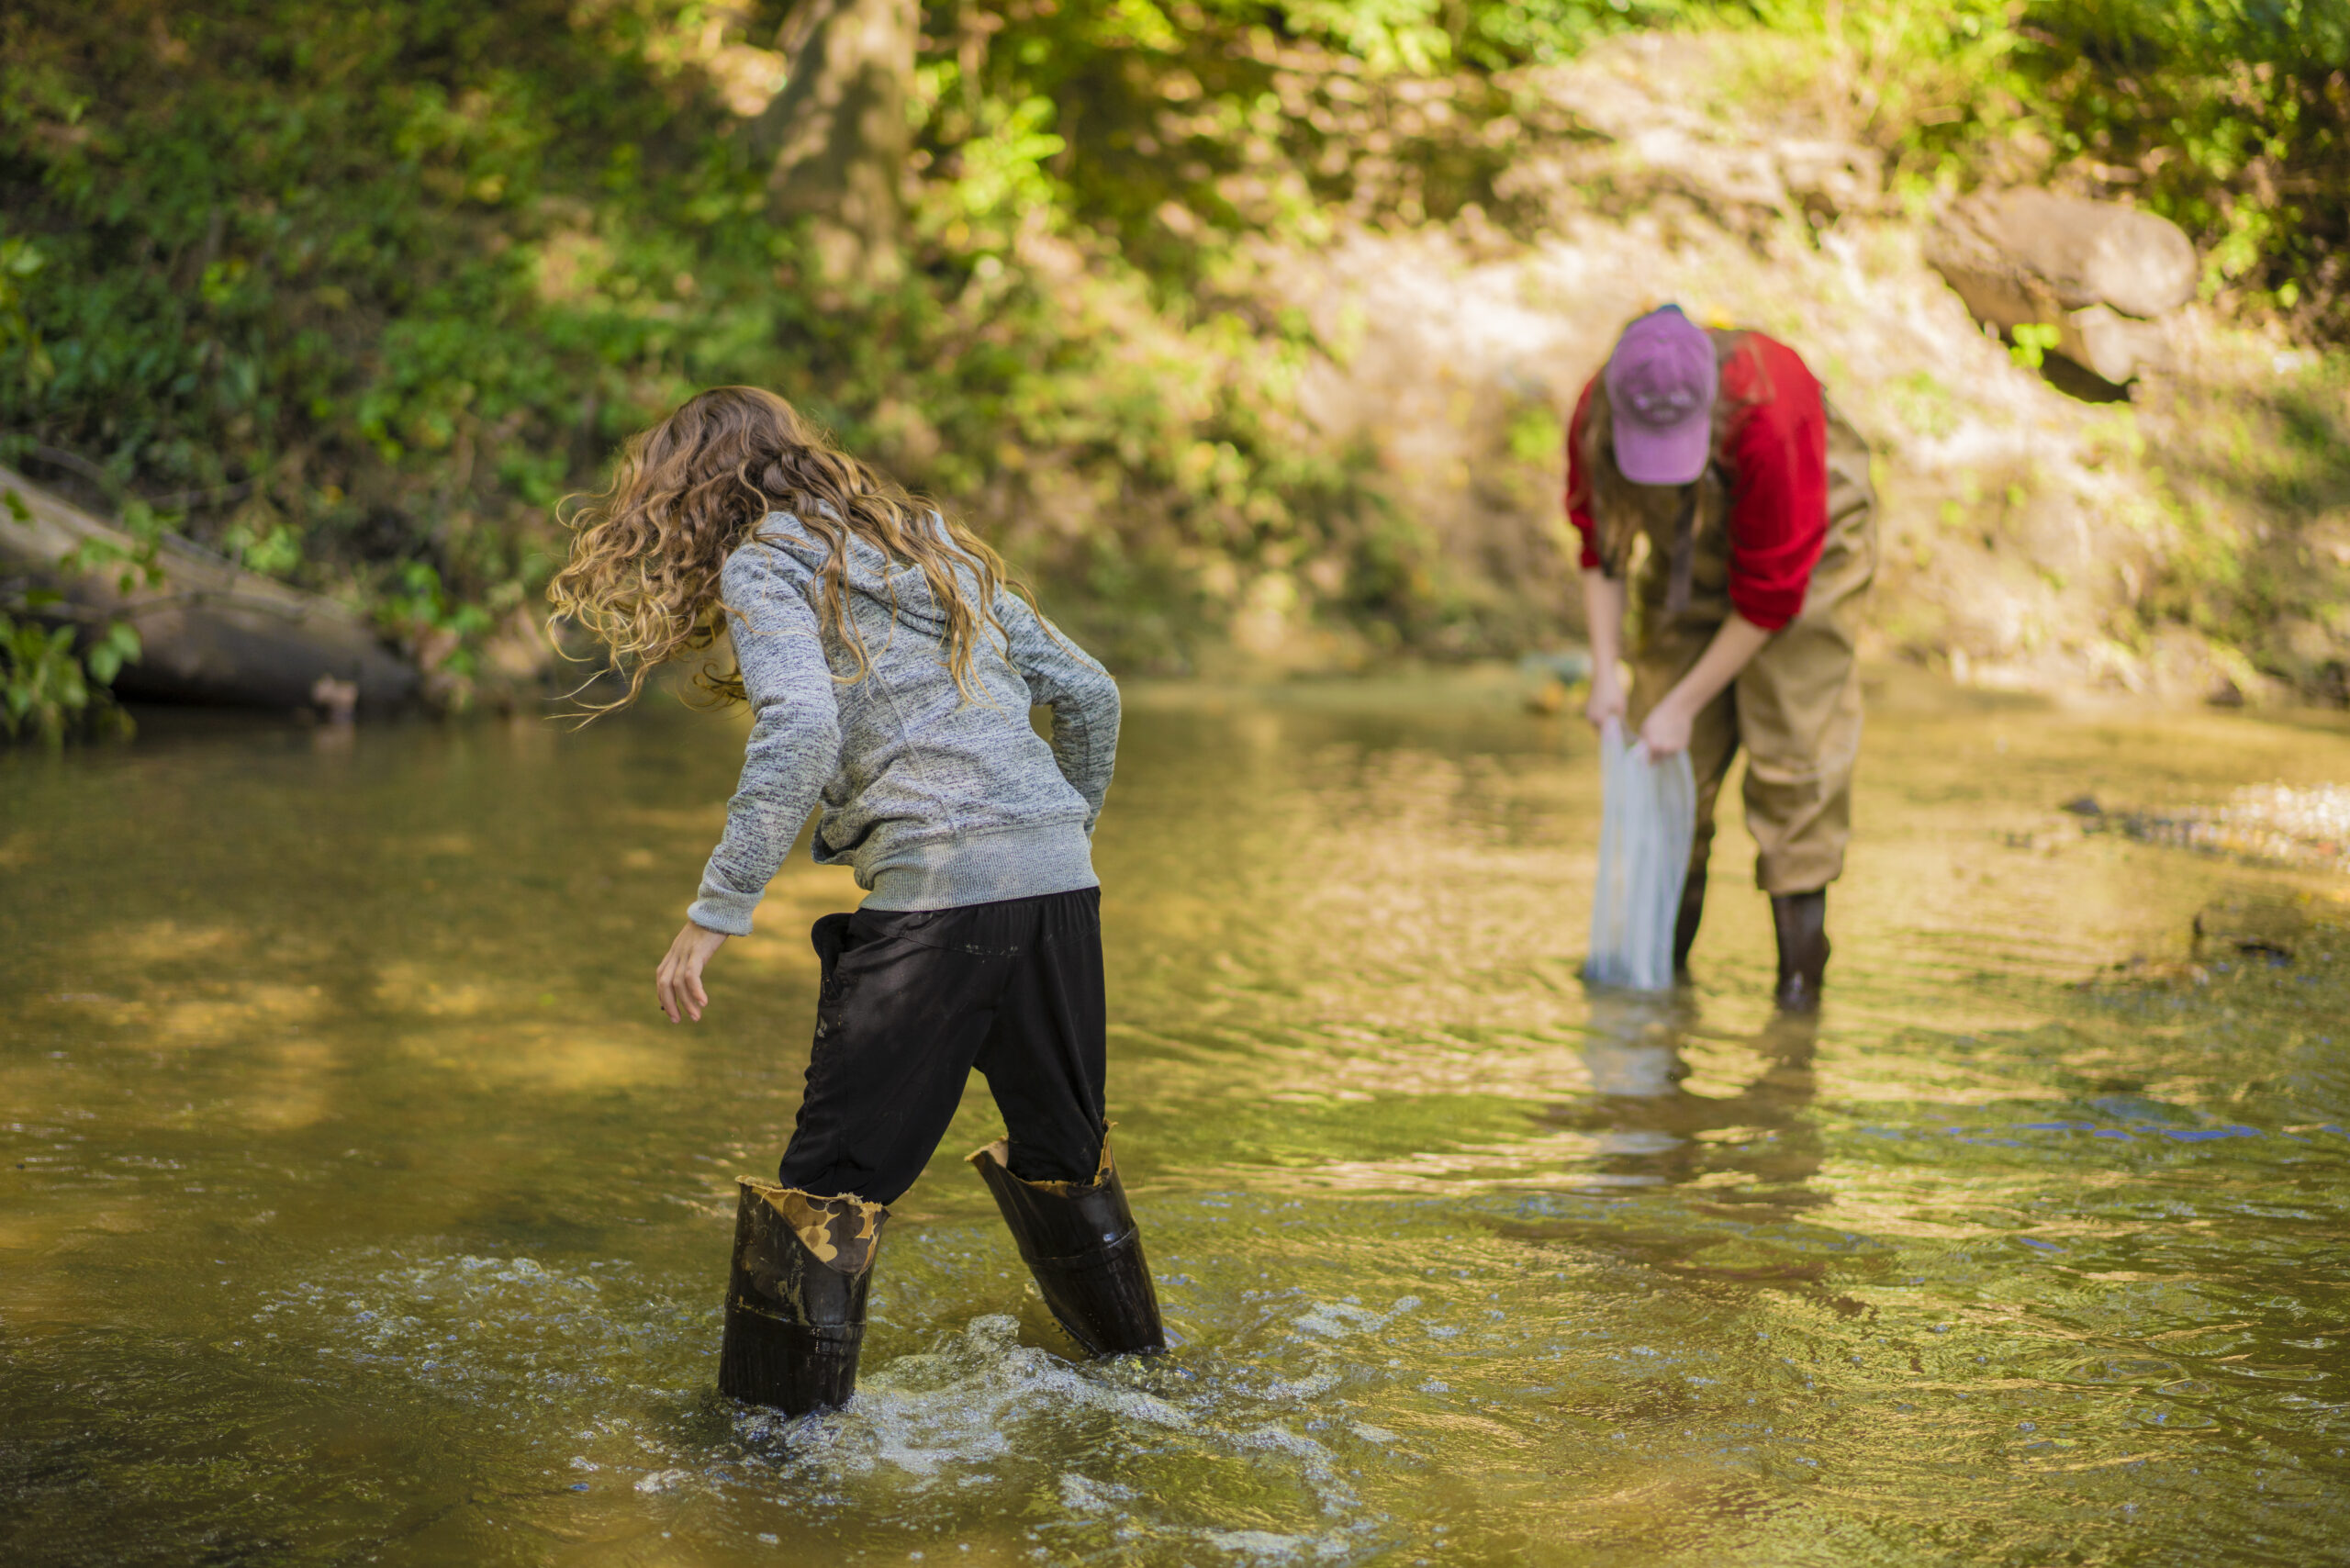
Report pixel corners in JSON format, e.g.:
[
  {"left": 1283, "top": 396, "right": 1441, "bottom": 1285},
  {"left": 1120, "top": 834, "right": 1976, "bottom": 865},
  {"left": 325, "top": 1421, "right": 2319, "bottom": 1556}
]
[
  {"left": 1568, "top": 305, "right": 1877, "bottom": 1010},
  {"left": 549, "top": 387, "right": 1165, "bottom": 1416}
]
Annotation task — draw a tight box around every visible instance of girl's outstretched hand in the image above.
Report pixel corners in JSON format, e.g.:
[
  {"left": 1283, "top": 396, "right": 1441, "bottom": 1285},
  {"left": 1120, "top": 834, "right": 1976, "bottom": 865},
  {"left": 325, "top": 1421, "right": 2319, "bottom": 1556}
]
[{"left": 656, "top": 921, "right": 729, "bottom": 1023}]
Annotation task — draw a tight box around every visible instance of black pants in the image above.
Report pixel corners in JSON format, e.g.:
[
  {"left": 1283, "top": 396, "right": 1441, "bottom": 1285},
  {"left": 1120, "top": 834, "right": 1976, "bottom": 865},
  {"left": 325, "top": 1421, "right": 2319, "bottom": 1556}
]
[{"left": 777, "top": 887, "right": 1108, "bottom": 1207}]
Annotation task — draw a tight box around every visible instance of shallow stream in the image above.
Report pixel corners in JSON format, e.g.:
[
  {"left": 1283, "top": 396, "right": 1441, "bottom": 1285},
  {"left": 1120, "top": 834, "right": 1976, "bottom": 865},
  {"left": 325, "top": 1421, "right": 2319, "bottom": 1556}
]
[{"left": 5, "top": 670, "right": 2348, "bottom": 1564}]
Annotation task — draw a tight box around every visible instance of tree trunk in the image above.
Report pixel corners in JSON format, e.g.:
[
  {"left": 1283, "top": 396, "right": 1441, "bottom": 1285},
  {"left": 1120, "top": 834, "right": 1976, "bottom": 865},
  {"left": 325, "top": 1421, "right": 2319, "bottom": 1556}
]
[{"left": 755, "top": 0, "right": 918, "bottom": 283}]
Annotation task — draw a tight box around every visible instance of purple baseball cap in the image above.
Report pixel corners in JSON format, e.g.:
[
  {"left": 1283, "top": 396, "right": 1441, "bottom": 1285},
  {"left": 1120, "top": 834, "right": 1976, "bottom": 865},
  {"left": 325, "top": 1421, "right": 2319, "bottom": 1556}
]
[{"left": 1604, "top": 305, "right": 1715, "bottom": 486}]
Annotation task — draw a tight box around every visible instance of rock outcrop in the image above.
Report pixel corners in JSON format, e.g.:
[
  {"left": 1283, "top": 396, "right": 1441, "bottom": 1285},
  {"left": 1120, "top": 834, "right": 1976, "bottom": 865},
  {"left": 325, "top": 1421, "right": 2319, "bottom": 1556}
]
[
  {"left": 1926, "top": 188, "right": 2199, "bottom": 385},
  {"left": 1248, "top": 36, "right": 2332, "bottom": 705}
]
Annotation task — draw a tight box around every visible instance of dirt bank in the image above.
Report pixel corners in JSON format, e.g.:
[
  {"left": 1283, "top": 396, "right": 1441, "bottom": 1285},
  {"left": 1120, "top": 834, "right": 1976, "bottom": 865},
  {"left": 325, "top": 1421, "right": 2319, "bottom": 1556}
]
[{"left": 1227, "top": 36, "right": 2347, "bottom": 706}]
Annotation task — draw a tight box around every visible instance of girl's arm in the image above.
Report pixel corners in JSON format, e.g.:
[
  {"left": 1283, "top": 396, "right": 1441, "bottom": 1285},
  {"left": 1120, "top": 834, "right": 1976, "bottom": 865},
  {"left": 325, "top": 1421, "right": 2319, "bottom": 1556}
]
[
  {"left": 688, "top": 551, "right": 843, "bottom": 933},
  {"left": 661, "top": 549, "right": 843, "bottom": 1022},
  {"left": 997, "top": 592, "right": 1120, "bottom": 831},
  {"left": 1581, "top": 567, "right": 1628, "bottom": 729}
]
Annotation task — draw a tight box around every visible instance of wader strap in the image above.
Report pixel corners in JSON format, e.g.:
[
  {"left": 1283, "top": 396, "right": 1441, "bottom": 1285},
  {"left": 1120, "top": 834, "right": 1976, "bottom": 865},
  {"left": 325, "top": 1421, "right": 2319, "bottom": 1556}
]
[
  {"left": 1663, "top": 479, "right": 1700, "bottom": 619},
  {"left": 1662, "top": 460, "right": 1729, "bottom": 620}
]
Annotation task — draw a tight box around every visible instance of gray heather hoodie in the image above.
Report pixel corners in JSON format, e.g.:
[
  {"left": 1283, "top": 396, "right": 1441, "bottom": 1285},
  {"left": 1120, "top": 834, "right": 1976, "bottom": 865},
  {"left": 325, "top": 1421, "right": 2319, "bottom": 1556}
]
[{"left": 685, "top": 511, "right": 1120, "bottom": 935}]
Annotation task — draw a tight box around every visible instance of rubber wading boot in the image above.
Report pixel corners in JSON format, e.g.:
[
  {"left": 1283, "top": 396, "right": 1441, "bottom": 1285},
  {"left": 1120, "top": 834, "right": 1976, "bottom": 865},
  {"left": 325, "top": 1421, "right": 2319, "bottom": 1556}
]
[
  {"left": 1672, "top": 865, "right": 1708, "bottom": 978},
  {"left": 968, "top": 1138, "right": 1166, "bottom": 1357},
  {"left": 716, "top": 1180, "right": 888, "bottom": 1415},
  {"left": 1770, "top": 890, "right": 1831, "bottom": 1014}
]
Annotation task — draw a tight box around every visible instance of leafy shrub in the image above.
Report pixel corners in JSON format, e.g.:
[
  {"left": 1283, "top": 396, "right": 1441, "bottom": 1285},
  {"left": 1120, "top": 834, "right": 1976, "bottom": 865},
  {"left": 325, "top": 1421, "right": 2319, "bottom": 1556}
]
[{"left": 0, "top": 608, "right": 137, "bottom": 741}]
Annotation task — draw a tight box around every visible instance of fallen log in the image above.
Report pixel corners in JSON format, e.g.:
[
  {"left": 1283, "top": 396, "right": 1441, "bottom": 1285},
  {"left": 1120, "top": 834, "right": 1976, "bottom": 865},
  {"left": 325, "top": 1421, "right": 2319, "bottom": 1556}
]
[{"left": 0, "top": 465, "right": 419, "bottom": 712}]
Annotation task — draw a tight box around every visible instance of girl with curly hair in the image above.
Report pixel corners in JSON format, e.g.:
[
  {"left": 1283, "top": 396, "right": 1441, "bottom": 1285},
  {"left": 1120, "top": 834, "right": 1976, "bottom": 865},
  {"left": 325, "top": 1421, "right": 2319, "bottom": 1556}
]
[{"left": 551, "top": 386, "right": 1164, "bottom": 1415}]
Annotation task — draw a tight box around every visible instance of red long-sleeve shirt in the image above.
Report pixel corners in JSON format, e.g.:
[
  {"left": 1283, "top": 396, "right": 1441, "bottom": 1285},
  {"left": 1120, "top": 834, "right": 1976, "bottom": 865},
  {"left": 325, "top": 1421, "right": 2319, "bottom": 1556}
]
[{"left": 1564, "top": 332, "right": 1830, "bottom": 631}]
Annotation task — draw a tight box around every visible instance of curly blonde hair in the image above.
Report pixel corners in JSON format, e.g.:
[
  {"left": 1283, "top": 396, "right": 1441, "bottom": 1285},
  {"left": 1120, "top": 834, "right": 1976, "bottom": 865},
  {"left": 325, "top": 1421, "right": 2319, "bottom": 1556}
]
[{"left": 548, "top": 386, "right": 1013, "bottom": 710}]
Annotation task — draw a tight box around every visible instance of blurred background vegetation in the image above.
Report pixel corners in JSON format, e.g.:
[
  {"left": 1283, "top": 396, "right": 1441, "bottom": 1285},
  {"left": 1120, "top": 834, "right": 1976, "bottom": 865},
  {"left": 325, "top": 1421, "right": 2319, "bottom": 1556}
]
[{"left": 0, "top": 0, "right": 2343, "bottom": 712}]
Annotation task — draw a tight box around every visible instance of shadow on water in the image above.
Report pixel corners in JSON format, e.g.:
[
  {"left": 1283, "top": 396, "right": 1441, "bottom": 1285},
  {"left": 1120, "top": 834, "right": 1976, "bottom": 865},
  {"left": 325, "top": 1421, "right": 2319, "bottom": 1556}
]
[{"left": 4, "top": 678, "right": 2350, "bottom": 1563}]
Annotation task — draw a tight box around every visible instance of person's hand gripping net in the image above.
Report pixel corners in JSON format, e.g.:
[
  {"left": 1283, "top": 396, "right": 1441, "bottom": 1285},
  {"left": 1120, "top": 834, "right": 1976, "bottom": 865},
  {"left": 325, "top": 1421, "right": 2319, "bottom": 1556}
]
[
  {"left": 656, "top": 920, "right": 730, "bottom": 1022},
  {"left": 1583, "top": 660, "right": 1628, "bottom": 733}
]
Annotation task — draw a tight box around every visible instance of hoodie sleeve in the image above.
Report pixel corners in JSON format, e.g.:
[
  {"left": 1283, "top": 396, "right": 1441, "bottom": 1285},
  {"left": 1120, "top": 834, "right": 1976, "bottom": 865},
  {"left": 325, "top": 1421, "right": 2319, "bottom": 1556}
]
[
  {"left": 996, "top": 591, "right": 1120, "bottom": 831},
  {"left": 686, "top": 546, "right": 844, "bottom": 936}
]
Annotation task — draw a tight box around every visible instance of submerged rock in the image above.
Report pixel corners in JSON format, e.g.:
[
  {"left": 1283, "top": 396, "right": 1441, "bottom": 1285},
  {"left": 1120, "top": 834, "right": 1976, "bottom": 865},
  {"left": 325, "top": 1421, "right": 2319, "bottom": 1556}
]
[
  {"left": 2082, "top": 785, "right": 2350, "bottom": 879},
  {"left": 2193, "top": 894, "right": 2308, "bottom": 961}
]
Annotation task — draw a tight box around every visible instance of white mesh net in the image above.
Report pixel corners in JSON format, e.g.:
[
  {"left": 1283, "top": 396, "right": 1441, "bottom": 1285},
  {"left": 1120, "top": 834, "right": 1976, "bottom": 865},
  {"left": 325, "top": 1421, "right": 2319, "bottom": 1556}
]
[{"left": 1585, "top": 719, "right": 1696, "bottom": 991}]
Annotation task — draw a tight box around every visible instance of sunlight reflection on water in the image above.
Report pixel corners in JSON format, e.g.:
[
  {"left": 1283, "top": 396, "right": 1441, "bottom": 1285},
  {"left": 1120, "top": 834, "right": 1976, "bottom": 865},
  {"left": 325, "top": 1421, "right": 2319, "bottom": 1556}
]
[{"left": 3, "top": 672, "right": 2349, "bottom": 1564}]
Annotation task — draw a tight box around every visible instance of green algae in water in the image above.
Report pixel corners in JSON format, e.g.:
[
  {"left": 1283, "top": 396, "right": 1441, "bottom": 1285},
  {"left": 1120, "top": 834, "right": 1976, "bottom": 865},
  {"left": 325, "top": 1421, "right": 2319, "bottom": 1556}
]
[{"left": 2, "top": 680, "right": 2347, "bottom": 1564}]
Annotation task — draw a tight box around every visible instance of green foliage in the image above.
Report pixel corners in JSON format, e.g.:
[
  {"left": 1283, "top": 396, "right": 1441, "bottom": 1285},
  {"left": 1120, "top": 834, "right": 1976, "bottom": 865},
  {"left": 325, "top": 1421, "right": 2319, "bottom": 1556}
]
[
  {"left": 0, "top": 230, "right": 53, "bottom": 387},
  {"left": 1505, "top": 402, "right": 1565, "bottom": 466},
  {"left": 0, "top": 483, "right": 140, "bottom": 743},
  {"left": 2008, "top": 322, "right": 2063, "bottom": 370},
  {"left": 0, "top": 613, "right": 88, "bottom": 741},
  {"left": 82, "top": 617, "right": 141, "bottom": 686},
  {"left": 2009, "top": 0, "right": 2348, "bottom": 330},
  {"left": 53, "top": 495, "right": 168, "bottom": 594},
  {"left": 0, "top": 0, "right": 2342, "bottom": 692},
  {"left": 0, "top": 608, "right": 137, "bottom": 742},
  {"left": 2127, "top": 352, "right": 2350, "bottom": 700},
  {"left": 3, "top": 0, "right": 1526, "bottom": 673},
  {"left": 379, "top": 559, "right": 494, "bottom": 679},
  {"left": 1736, "top": 0, "right": 2349, "bottom": 331}
]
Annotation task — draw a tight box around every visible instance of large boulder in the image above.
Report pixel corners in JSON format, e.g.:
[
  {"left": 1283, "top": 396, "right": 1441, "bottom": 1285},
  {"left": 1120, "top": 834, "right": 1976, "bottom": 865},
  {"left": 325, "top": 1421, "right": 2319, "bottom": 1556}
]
[
  {"left": 0, "top": 465, "right": 419, "bottom": 712},
  {"left": 1926, "top": 188, "right": 2198, "bottom": 385},
  {"left": 1957, "top": 188, "right": 2198, "bottom": 318}
]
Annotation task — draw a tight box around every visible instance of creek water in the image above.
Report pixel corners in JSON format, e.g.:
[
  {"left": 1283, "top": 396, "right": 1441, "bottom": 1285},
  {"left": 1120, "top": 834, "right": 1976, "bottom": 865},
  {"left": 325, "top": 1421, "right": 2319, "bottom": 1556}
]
[{"left": 4, "top": 669, "right": 2348, "bottom": 1565}]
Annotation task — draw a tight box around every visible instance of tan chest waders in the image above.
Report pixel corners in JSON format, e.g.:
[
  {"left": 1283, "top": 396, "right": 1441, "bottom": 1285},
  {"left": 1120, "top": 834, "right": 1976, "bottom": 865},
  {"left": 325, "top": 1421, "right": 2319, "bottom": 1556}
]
[{"left": 1622, "top": 398, "right": 1878, "bottom": 1007}]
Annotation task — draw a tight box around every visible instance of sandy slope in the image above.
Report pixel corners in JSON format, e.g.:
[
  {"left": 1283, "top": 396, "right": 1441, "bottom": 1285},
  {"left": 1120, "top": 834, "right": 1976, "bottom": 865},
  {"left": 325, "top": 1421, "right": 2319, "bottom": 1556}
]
[{"left": 1248, "top": 35, "right": 2344, "bottom": 704}]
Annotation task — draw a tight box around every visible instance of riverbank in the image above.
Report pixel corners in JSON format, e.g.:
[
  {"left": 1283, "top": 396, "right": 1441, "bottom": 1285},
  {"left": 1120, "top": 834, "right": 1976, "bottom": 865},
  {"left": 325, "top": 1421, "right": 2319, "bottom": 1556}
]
[
  {"left": 1207, "top": 35, "right": 2350, "bottom": 706},
  {"left": 3, "top": 6, "right": 2344, "bottom": 720}
]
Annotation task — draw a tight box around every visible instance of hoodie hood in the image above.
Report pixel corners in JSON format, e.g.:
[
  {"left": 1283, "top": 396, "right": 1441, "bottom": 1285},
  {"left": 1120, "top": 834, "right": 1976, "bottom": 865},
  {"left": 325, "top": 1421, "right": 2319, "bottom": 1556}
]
[{"left": 753, "top": 509, "right": 984, "bottom": 635}]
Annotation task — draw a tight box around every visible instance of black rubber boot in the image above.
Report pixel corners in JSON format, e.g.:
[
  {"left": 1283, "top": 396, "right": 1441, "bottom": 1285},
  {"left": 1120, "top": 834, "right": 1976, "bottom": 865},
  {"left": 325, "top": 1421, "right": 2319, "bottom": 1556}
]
[
  {"left": 1770, "top": 890, "right": 1830, "bottom": 1014},
  {"left": 1672, "top": 866, "right": 1708, "bottom": 978},
  {"left": 968, "top": 1138, "right": 1166, "bottom": 1357},
  {"left": 717, "top": 1181, "right": 888, "bottom": 1414}
]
